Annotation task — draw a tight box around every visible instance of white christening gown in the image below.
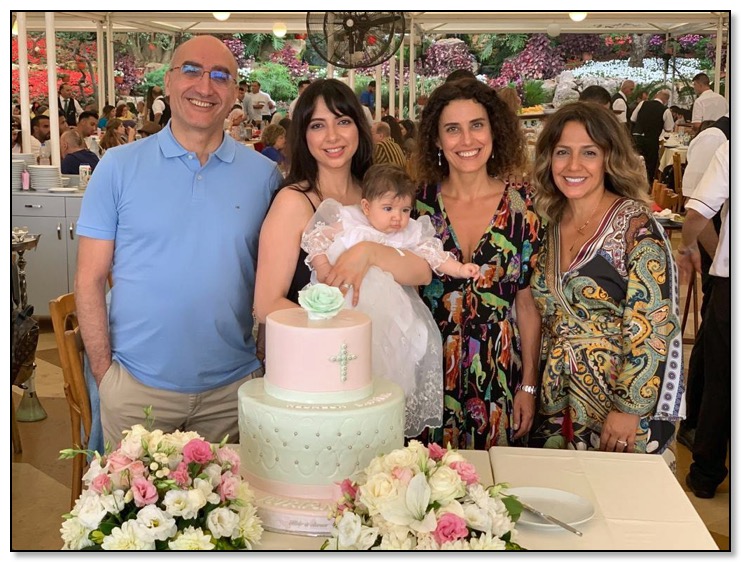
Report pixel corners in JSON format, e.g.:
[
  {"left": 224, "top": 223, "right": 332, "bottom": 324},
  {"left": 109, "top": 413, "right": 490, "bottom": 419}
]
[{"left": 301, "top": 199, "right": 448, "bottom": 437}]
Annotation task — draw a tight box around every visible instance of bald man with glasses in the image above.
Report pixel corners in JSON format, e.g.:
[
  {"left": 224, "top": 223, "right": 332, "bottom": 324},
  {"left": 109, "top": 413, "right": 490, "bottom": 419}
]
[{"left": 75, "top": 35, "right": 283, "bottom": 447}]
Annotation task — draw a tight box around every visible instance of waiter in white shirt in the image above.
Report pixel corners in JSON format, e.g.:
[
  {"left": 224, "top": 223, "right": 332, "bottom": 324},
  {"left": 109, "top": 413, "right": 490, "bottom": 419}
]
[
  {"left": 244, "top": 80, "right": 275, "bottom": 126},
  {"left": 690, "top": 73, "right": 728, "bottom": 133}
]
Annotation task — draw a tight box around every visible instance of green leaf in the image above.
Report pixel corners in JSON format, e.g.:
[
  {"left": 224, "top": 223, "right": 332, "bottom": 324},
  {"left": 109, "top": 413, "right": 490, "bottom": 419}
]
[{"left": 501, "top": 495, "right": 524, "bottom": 521}]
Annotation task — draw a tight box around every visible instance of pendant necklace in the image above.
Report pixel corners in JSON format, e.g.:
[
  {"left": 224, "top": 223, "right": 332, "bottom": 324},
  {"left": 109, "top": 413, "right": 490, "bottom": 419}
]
[{"left": 568, "top": 193, "right": 606, "bottom": 253}]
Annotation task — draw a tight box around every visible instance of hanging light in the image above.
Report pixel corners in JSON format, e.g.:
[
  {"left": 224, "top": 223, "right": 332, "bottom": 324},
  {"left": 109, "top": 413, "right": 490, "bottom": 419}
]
[
  {"left": 212, "top": 12, "right": 231, "bottom": 22},
  {"left": 569, "top": 12, "right": 588, "bottom": 22},
  {"left": 272, "top": 22, "right": 288, "bottom": 38},
  {"left": 546, "top": 23, "right": 561, "bottom": 38}
]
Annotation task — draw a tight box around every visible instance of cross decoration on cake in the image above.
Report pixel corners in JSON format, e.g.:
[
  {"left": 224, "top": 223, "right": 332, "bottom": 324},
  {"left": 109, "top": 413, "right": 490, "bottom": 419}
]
[{"left": 329, "top": 342, "right": 358, "bottom": 382}]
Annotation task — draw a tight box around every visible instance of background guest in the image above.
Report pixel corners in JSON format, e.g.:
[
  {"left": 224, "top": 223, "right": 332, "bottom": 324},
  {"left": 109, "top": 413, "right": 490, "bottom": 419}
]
[
  {"left": 579, "top": 85, "right": 612, "bottom": 108},
  {"left": 371, "top": 121, "right": 406, "bottom": 169},
  {"left": 60, "top": 129, "right": 99, "bottom": 174},
  {"left": 414, "top": 77, "right": 542, "bottom": 450},
  {"left": 631, "top": 89, "right": 674, "bottom": 185},
  {"left": 260, "top": 123, "right": 287, "bottom": 168},
  {"left": 529, "top": 102, "right": 683, "bottom": 457}
]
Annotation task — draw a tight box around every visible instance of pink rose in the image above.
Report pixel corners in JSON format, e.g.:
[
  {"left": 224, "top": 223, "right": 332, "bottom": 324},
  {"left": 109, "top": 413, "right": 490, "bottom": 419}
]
[
  {"left": 339, "top": 479, "right": 358, "bottom": 501},
  {"left": 433, "top": 512, "right": 469, "bottom": 545},
  {"left": 106, "top": 451, "right": 136, "bottom": 473},
  {"left": 217, "top": 446, "right": 241, "bottom": 474},
  {"left": 182, "top": 439, "right": 214, "bottom": 464},
  {"left": 131, "top": 477, "right": 159, "bottom": 507},
  {"left": 218, "top": 472, "right": 241, "bottom": 502},
  {"left": 90, "top": 473, "right": 112, "bottom": 494},
  {"left": 449, "top": 461, "right": 479, "bottom": 485},
  {"left": 171, "top": 462, "right": 191, "bottom": 488},
  {"left": 428, "top": 443, "right": 446, "bottom": 461},
  {"left": 392, "top": 467, "right": 413, "bottom": 485}
]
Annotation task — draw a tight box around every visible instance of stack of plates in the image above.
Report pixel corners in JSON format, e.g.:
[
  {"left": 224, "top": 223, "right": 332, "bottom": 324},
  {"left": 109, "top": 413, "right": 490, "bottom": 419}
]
[
  {"left": 12, "top": 160, "right": 24, "bottom": 191},
  {"left": 16, "top": 153, "right": 37, "bottom": 169},
  {"left": 28, "top": 165, "right": 63, "bottom": 191}
]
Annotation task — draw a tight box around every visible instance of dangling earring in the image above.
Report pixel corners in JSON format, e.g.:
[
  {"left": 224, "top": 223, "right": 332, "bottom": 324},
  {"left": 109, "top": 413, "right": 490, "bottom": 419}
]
[{"left": 438, "top": 149, "right": 442, "bottom": 167}]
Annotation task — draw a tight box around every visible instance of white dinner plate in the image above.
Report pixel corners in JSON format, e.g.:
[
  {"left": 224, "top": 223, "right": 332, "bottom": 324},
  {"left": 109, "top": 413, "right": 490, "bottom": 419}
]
[
  {"left": 507, "top": 487, "right": 595, "bottom": 529},
  {"left": 48, "top": 187, "right": 79, "bottom": 193}
]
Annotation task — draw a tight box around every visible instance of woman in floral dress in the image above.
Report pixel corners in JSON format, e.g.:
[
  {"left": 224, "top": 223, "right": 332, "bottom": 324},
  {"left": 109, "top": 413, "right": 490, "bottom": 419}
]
[
  {"left": 414, "top": 78, "right": 544, "bottom": 450},
  {"left": 528, "top": 102, "right": 683, "bottom": 457}
]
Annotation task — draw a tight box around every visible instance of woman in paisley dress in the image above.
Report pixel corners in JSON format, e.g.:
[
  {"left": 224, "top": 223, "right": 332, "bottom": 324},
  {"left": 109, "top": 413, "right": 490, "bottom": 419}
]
[
  {"left": 414, "top": 78, "right": 544, "bottom": 450},
  {"left": 528, "top": 102, "right": 683, "bottom": 458}
]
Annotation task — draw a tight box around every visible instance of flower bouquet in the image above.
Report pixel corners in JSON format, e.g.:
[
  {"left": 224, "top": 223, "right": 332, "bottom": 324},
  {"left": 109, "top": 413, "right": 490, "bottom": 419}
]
[
  {"left": 321, "top": 440, "right": 524, "bottom": 550},
  {"left": 59, "top": 411, "right": 262, "bottom": 550}
]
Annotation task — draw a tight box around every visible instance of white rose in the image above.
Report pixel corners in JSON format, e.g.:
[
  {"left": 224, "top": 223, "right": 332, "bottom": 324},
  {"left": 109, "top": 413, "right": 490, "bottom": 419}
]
[
  {"left": 135, "top": 504, "right": 177, "bottom": 541},
  {"left": 436, "top": 499, "right": 465, "bottom": 518},
  {"left": 119, "top": 424, "right": 149, "bottom": 459},
  {"left": 440, "top": 450, "right": 466, "bottom": 466},
  {"left": 469, "top": 533, "right": 507, "bottom": 550},
  {"left": 72, "top": 490, "right": 107, "bottom": 529},
  {"left": 336, "top": 511, "right": 362, "bottom": 549},
  {"left": 60, "top": 518, "right": 94, "bottom": 550},
  {"left": 359, "top": 472, "right": 401, "bottom": 517},
  {"left": 168, "top": 526, "right": 216, "bottom": 550},
  {"left": 144, "top": 429, "right": 165, "bottom": 452},
  {"left": 380, "top": 448, "right": 420, "bottom": 473},
  {"left": 428, "top": 466, "right": 466, "bottom": 505},
  {"left": 207, "top": 506, "right": 240, "bottom": 539},
  {"left": 405, "top": 440, "right": 432, "bottom": 470}
]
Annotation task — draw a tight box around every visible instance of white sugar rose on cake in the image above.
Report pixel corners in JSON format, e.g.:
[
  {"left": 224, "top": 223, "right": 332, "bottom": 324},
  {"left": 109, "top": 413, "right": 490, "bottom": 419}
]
[{"left": 237, "top": 283, "right": 406, "bottom": 536}]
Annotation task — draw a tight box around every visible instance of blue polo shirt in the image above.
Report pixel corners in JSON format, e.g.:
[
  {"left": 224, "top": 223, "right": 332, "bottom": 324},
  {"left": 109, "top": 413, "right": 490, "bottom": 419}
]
[{"left": 77, "top": 124, "right": 282, "bottom": 392}]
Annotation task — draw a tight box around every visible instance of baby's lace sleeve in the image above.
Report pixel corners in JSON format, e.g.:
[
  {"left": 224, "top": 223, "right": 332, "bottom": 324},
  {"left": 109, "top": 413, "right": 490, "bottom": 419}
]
[
  {"left": 300, "top": 198, "right": 344, "bottom": 267},
  {"left": 410, "top": 216, "right": 454, "bottom": 273}
]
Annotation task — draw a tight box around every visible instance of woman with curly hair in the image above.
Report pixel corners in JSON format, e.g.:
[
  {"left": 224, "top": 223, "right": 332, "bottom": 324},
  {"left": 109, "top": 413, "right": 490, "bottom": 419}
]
[
  {"left": 99, "top": 118, "right": 133, "bottom": 152},
  {"left": 414, "top": 77, "right": 544, "bottom": 450},
  {"left": 528, "top": 102, "right": 683, "bottom": 459}
]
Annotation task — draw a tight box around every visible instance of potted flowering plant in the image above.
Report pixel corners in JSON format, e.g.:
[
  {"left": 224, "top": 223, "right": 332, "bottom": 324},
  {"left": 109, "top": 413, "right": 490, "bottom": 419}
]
[
  {"left": 322, "top": 440, "right": 524, "bottom": 550},
  {"left": 59, "top": 409, "right": 263, "bottom": 550},
  {"left": 113, "top": 70, "right": 124, "bottom": 84}
]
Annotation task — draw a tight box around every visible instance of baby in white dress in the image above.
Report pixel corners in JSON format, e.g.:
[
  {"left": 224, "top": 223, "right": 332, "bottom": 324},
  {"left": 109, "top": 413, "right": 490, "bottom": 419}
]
[{"left": 301, "top": 164, "right": 479, "bottom": 437}]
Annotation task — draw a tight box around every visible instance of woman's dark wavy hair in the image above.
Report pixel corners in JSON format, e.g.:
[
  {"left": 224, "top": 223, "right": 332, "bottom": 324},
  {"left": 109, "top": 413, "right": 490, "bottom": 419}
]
[
  {"left": 532, "top": 102, "right": 649, "bottom": 223},
  {"left": 283, "top": 79, "right": 373, "bottom": 193},
  {"left": 416, "top": 78, "right": 526, "bottom": 185}
]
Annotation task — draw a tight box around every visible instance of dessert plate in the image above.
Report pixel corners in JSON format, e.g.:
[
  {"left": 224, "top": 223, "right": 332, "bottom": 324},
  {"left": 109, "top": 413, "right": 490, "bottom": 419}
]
[{"left": 507, "top": 487, "right": 595, "bottom": 529}]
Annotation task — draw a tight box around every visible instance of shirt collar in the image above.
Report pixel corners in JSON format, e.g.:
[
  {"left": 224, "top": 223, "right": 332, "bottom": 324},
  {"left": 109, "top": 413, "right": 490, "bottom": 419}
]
[{"left": 158, "top": 121, "right": 236, "bottom": 163}]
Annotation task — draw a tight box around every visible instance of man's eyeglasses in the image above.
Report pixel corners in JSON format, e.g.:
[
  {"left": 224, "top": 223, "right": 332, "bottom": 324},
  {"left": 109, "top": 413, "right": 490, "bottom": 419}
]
[{"left": 170, "top": 63, "right": 234, "bottom": 86}]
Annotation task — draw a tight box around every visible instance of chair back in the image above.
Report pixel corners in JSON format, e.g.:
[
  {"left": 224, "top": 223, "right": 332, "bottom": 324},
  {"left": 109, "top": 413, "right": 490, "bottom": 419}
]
[
  {"left": 672, "top": 151, "right": 683, "bottom": 196},
  {"left": 49, "top": 293, "right": 92, "bottom": 508}
]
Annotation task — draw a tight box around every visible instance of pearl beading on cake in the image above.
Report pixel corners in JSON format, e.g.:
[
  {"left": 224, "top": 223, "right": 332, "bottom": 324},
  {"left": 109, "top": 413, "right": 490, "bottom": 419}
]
[{"left": 328, "top": 342, "right": 357, "bottom": 382}]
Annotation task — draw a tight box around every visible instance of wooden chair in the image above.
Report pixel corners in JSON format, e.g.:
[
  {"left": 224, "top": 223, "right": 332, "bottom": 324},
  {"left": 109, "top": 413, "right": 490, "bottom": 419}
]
[
  {"left": 682, "top": 272, "right": 701, "bottom": 344},
  {"left": 672, "top": 151, "right": 684, "bottom": 196},
  {"left": 49, "top": 293, "right": 92, "bottom": 508}
]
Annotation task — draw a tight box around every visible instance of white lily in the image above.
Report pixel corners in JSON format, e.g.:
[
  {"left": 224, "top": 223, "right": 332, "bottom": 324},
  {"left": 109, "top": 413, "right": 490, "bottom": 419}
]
[{"left": 379, "top": 473, "right": 437, "bottom": 534}]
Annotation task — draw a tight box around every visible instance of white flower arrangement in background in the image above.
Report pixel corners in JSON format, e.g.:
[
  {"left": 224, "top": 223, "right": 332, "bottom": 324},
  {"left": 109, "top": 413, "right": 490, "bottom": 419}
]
[
  {"left": 322, "top": 440, "right": 524, "bottom": 551},
  {"left": 59, "top": 408, "right": 262, "bottom": 551}
]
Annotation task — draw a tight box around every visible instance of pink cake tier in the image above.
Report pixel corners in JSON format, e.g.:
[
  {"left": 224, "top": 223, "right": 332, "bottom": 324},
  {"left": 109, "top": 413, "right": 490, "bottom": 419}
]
[{"left": 264, "top": 308, "right": 372, "bottom": 404}]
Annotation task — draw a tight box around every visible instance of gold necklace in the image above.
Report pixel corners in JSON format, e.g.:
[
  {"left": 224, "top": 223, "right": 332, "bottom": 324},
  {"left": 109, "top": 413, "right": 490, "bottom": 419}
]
[{"left": 568, "top": 194, "right": 607, "bottom": 253}]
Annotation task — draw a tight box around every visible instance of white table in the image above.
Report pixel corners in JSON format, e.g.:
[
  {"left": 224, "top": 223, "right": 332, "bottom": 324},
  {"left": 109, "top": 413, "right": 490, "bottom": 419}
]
[
  {"left": 659, "top": 145, "right": 688, "bottom": 172},
  {"left": 489, "top": 448, "right": 717, "bottom": 550},
  {"left": 254, "top": 448, "right": 715, "bottom": 550}
]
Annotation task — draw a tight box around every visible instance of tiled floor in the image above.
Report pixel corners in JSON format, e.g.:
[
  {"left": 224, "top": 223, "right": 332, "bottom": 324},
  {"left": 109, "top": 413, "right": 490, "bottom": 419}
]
[{"left": 11, "top": 247, "right": 729, "bottom": 550}]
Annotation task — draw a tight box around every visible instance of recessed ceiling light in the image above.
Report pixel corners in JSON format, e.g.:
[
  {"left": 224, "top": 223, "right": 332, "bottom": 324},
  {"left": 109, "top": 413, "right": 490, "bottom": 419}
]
[{"left": 569, "top": 12, "right": 588, "bottom": 22}]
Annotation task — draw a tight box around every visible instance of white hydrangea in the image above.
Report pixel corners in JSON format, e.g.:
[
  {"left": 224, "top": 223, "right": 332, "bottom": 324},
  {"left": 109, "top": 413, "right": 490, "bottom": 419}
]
[
  {"left": 101, "top": 520, "right": 156, "bottom": 550},
  {"left": 168, "top": 526, "right": 216, "bottom": 550},
  {"left": 60, "top": 518, "right": 94, "bottom": 550}
]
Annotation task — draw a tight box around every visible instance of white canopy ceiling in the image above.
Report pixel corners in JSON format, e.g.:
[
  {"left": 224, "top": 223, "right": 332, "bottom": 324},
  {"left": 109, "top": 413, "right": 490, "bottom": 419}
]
[{"left": 16, "top": 11, "right": 728, "bottom": 37}]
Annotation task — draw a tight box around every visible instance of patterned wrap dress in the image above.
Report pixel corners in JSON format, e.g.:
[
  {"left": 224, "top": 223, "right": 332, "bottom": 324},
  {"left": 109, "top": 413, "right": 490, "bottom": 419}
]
[
  {"left": 529, "top": 198, "right": 684, "bottom": 454},
  {"left": 416, "top": 181, "right": 544, "bottom": 450}
]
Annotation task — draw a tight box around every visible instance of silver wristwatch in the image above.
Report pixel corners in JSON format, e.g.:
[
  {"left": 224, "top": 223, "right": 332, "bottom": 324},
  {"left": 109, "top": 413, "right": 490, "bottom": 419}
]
[{"left": 519, "top": 384, "right": 537, "bottom": 396}]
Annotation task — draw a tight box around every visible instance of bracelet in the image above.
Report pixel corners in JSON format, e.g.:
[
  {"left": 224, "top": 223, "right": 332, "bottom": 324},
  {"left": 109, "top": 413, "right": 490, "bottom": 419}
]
[
  {"left": 517, "top": 384, "right": 538, "bottom": 396},
  {"left": 677, "top": 246, "right": 697, "bottom": 256}
]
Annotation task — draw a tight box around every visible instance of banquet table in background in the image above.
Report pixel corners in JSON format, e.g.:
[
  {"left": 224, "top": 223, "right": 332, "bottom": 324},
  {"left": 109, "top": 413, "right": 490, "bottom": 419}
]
[
  {"left": 659, "top": 145, "right": 688, "bottom": 172},
  {"left": 489, "top": 448, "right": 717, "bottom": 550}
]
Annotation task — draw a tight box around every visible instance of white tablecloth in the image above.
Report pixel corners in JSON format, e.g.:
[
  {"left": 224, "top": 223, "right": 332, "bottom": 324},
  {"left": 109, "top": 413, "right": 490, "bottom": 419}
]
[
  {"left": 489, "top": 448, "right": 717, "bottom": 550},
  {"left": 252, "top": 448, "right": 715, "bottom": 550},
  {"left": 659, "top": 146, "right": 688, "bottom": 172}
]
